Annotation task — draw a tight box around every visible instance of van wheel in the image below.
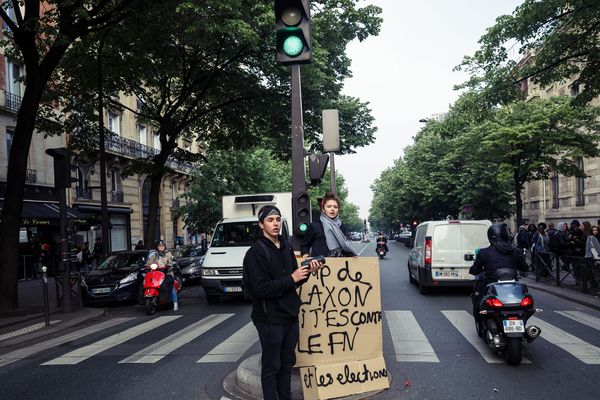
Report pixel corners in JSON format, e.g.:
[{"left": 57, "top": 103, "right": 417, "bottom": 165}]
[{"left": 206, "top": 295, "right": 219, "bottom": 305}]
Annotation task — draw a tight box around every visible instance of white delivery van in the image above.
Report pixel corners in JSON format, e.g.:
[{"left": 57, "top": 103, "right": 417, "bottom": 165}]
[
  {"left": 200, "top": 192, "right": 292, "bottom": 304},
  {"left": 407, "top": 220, "right": 492, "bottom": 294}
]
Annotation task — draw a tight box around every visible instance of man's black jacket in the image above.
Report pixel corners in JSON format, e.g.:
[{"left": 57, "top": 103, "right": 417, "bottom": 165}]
[
  {"left": 243, "top": 236, "right": 304, "bottom": 324},
  {"left": 469, "top": 241, "right": 528, "bottom": 280}
]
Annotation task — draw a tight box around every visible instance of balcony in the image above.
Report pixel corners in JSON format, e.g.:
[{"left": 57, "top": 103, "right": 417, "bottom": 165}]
[
  {"left": 111, "top": 191, "right": 124, "bottom": 203},
  {"left": 25, "top": 169, "right": 37, "bottom": 184},
  {"left": 76, "top": 189, "right": 93, "bottom": 200},
  {"left": 5, "top": 92, "right": 21, "bottom": 111},
  {"left": 104, "top": 134, "right": 192, "bottom": 174}
]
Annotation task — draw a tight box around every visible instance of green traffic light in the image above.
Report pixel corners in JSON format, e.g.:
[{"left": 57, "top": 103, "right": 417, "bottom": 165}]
[
  {"left": 283, "top": 35, "right": 303, "bottom": 57},
  {"left": 299, "top": 223, "right": 308, "bottom": 232}
]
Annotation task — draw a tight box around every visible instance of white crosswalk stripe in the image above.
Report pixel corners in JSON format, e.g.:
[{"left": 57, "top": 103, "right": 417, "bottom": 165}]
[
  {"left": 385, "top": 310, "right": 439, "bottom": 362},
  {"left": 197, "top": 321, "right": 258, "bottom": 363},
  {"left": 42, "top": 316, "right": 181, "bottom": 365},
  {"left": 441, "top": 310, "right": 531, "bottom": 364},
  {"left": 119, "top": 313, "right": 234, "bottom": 364},
  {"left": 0, "top": 318, "right": 134, "bottom": 367},
  {"left": 555, "top": 311, "right": 600, "bottom": 331},
  {"left": 529, "top": 316, "right": 600, "bottom": 364}
]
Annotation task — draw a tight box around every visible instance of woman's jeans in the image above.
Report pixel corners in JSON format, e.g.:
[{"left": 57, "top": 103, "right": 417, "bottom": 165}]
[{"left": 253, "top": 320, "right": 299, "bottom": 400}]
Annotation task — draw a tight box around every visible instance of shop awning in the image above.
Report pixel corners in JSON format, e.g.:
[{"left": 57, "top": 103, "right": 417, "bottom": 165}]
[
  {"left": 74, "top": 204, "right": 133, "bottom": 214},
  {"left": 0, "top": 200, "right": 92, "bottom": 226}
]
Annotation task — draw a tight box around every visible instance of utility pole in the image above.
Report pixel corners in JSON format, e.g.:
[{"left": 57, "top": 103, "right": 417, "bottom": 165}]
[{"left": 98, "top": 35, "right": 110, "bottom": 260}]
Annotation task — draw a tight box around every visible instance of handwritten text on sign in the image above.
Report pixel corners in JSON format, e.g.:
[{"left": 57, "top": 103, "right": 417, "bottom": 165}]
[{"left": 296, "top": 258, "right": 383, "bottom": 366}]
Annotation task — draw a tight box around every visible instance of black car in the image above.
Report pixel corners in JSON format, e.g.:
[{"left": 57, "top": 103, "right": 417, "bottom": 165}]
[
  {"left": 171, "top": 244, "right": 206, "bottom": 284},
  {"left": 81, "top": 250, "right": 148, "bottom": 305}
]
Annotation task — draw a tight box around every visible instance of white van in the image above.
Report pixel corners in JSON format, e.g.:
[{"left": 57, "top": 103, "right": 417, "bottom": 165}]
[{"left": 407, "top": 220, "right": 492, "bottom": 294}]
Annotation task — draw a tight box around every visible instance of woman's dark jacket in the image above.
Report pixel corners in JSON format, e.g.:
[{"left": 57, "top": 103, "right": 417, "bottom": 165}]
[
  {"left": 243, "top": 235, "right": 304, "bottom": 324},
  {"left": 300, "top": 220, "right": 350, "bottom": 257}
]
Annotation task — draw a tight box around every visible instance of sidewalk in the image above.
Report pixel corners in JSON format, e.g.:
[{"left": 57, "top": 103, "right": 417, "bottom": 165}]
[
  {"left": 0, "top": 277, "right": 104, "bottom": 347},
  {"left": 522, "top": 274, "right": 600, "bottom": 311}
]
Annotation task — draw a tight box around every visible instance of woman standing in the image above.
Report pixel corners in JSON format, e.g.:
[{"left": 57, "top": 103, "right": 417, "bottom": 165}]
[{"left": 300, "top": 192, "right": 357, "bottom": 258}]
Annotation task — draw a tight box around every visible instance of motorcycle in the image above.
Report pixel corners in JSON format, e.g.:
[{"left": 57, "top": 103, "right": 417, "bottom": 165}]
[
  {"left": 376, "top": 241, "right": 387, "bottom": 259},
  {"left": 142, "top": 262, "right": 182, "bottom": 315},
  {"left": 473, "top": 268, "right": 542, "bottom": 366}
]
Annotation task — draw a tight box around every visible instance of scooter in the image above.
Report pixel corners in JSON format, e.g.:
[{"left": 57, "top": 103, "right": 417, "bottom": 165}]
[
  {"left": 473, "top": 268, "right": 542, "bottom": 366},
  {"left": 142, "top": 263, "right": 182, "bottom": 315},
  {"left": 376, "top": 241, "right": 387, "bottom": 259}
]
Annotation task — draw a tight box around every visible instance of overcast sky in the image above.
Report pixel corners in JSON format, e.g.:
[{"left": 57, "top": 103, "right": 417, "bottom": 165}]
[{"left": 336, "top": 0, "right": 523, "bottom": 220}]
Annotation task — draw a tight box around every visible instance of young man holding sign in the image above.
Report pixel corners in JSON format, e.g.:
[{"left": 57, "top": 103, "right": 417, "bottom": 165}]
[{"left": 243, "top": 205, "right": 323, "bottom": 400}]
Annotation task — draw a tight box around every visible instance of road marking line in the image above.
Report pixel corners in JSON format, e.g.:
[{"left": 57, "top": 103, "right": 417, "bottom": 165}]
[
  {"left": 42, "top": 316, "right": 181, "bottom": 365},
  {"left": 442, "top": 310, "right": 531, "bottom": 364},
  {"left": 555, "top": 311, "right": 600, "bottom": 331},
  {"left": 529, "top": 316, "right": 600, "bottom": 364},
  {"left": 385, "top": 310, "right": 439, "bottom": 362},
  {"left": 357, "top": 242, "right": 371, "bottom": 256},
  {"left": 197, "top": 321, "right": 258, "bottom": 363},
  {"left": 0, "top": 320, "right": 61, "bottom": 341},
  {"left": 119, "top": 313, "right": 234, "bottom": 364},
  {"left": 0, "top": 318, "right": 133, "bottom": 367}
]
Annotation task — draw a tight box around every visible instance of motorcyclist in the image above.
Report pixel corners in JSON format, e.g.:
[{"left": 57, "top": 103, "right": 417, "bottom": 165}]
[
  {"left": 146, "top": 239, "right": 178, "bottom": 310},
  {"left": 469, "top": 224, "right": 528, "bottom": 322},
  {"left": 375, "top": 232, "right": 389, "bottom": 253}
]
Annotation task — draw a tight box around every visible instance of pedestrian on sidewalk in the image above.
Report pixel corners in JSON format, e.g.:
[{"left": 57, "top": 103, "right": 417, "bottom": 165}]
[
  {"left": 243, "top": 205, "right": 322, "bottom": 400},
  {"left": 92, "top": 237, "right": 103, "bottom": 267}
]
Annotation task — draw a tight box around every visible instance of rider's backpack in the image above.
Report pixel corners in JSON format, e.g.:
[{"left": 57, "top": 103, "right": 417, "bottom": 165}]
[{"left": 547, "top": 229, "right": 565, "bottom": 253}]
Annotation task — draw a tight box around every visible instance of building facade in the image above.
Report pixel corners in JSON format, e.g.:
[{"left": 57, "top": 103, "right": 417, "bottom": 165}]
[{"left": 519, "top": 72, "right": 600, "bottom": 227}]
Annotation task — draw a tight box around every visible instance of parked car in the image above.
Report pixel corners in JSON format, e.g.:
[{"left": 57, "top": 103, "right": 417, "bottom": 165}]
[
  {"left": 396, "top": 230, "right": 413, "bottom": 244},
  {"left": 407, "top": 220, "right": 491, "bottom": 294},
  {"left": 172, "top": 244, "right": 206, "bottom": 284},
  {"left": 80, "top": 250, "right": 148, "bottom": 305}
]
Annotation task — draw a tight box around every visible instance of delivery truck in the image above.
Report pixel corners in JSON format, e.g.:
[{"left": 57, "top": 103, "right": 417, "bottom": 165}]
[{"left": 200, "top": 192, "right": 292, "bottom": 304}]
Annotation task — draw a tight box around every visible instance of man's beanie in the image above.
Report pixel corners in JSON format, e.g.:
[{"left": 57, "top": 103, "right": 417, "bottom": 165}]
[
  {"left": 571, "top": 219, "right": 580, "bottom": 227},
  {"left": 258, "top": 205, "right": 281, "bottom": 222}
]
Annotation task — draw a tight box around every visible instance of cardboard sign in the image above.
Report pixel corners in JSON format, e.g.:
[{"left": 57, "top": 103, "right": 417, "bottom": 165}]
[{"left": 296, "top": 258, "right": 389, "bottom": 399}]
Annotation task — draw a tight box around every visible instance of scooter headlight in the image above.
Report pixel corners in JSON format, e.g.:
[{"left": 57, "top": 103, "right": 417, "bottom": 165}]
[{"left": 150, "top": 263, "right": 158, "bottom": 270}]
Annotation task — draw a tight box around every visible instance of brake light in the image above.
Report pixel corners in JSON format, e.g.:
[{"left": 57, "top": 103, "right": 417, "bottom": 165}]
[
  {"left": 486, "top": 298, "right": 504, "bottom": 308},
  {"left": 520, "top": 296, "right": 533, "bottom": 307},
  {"left": 424, "top": 238, "right": 432, "bottom": 265}
]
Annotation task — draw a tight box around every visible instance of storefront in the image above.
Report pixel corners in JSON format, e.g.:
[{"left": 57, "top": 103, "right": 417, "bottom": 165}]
[{"left": 73, "top": 204, "right": 133, "bottom": 253}]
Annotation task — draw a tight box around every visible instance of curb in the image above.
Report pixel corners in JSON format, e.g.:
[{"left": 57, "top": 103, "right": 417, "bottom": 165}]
[{"left": 524, "top": 280, "right": 600, "bottom": 312}]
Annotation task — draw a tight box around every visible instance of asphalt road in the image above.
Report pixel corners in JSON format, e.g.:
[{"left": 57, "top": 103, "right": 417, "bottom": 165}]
[{"left": 1, "top": 240, "right": 599, "bottom": 400}]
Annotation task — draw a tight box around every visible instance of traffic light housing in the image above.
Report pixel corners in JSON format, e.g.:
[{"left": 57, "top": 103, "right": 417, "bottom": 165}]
[
  {"left": 308, "top": 153, "right": 329, "bottom": 186},
  {"left": 274, "top": 0, "right": 312, "bottom": 65},
  {"left": 46, "top": 148, "right": 77, "bottom": 189},
  {"left": 293, "top": 190, "right": 311, "bottom": 236}
]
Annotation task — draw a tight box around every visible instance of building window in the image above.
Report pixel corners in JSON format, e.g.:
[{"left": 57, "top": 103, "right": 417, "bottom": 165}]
[
  {"left": 2, "top": 3, "right": 17, "bottom": 31},
  {"left": 108, "top": 112, "right": 121, "bottom": 136},
  {"left": 138, "top": 125, "right": 147, "bottom": 146},
  {"left": 6, "top": 128, "right": 14, "bottom": 155},
  {"left": 576, "top": 158, "right": 585, "bottom": 206},
  {"left": 570, "top": 83, "right": 580, "bottom": 97},
  {"left": 77, "top": 167, "right": 90, "bottom": 199},
  {"left": 110, "top": 169, "right": 123, "bottom": 202},
  {"left": 551, "top": 172, "right": 559, "bottom": 209},
  {"left": 5, "top": 60, "right": 24, "bottom": 110}
]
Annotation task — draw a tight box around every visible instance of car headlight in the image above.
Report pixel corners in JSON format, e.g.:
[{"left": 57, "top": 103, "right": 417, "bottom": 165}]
[
  {"left": 183, "top": 262, "right": 202, "bottom": 274},
  {"left": 201, "top": 268, "right": 217, "bottom": 276},
  {"left": 119, "top": 272, "right": 138, "bottom": 285}
]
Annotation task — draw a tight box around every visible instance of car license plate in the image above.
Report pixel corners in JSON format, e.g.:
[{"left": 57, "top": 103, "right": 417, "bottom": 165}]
[
  {"left": 434, "top": 270, "right": 459, "bottom": 278},
  {"left": 224, "top": 286, "right": 242, "bottom": 293},
  {"left": 91, "top": 287, "right": 112, "bottom": 294},
  {"left": 503, "top": 319, "right": 524, "bottom": 333}
]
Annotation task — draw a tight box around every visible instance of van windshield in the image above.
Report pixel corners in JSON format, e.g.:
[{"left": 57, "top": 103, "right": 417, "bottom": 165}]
[{"left": 211, "top": 222, "right": 260, "bottom": 247}]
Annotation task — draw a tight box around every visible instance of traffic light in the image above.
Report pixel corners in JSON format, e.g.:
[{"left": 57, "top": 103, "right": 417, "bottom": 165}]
[
  {"left": 274, "top": 0, "right": 312, "bottom": 65},
  {"left": 293, "top": 190, "right": 311, "bottom": 235},
  {"left": 308, "top": 153, "right": 329, "bottom": 186},
  {"left": 46, "top": 148, "right": 77, "bottom": 189}
]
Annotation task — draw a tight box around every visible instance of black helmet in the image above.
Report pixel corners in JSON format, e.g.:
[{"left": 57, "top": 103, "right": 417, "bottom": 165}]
[
  {"left": 487, "top": 224, "right": 509, "bottom": 243},
  {"left": 155, "top": 239, "right": 166, "bottom": 247}
]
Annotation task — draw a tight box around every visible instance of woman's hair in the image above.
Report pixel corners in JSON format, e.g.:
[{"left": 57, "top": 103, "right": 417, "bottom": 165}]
[
  {"left": 320, "top": 192, "right": 341, "bottom": 209},
  {"left": 582, "top": 221, "right": 592, "bottom": 236}
]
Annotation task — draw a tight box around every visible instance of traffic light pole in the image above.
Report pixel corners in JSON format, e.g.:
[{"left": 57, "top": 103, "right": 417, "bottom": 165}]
[{"left": 291, "top": 64, "right": 308, "bottom": 248}]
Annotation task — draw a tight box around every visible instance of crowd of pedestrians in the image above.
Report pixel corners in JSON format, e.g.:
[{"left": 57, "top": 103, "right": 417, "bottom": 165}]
[{"left": 514, "top": 219, "right": 600, "bottom": 289}]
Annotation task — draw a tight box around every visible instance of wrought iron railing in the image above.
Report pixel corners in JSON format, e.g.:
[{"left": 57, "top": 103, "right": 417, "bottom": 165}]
[
  {"left": 25, "top": 169, "right": 37, "bottom": 184},
  {"left": 5, "top": 91, "right": 21, "bottom": 111},
  {"left": 111, "top": 191, "right": 124, "bottom": 202},
  {"left": 104, "top": 134, "right": 192, "bottom": 174}
]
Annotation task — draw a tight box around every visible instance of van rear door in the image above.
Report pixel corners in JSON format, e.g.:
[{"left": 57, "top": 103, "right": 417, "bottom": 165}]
[
  {"left": 431, "top": 223, "right": 462, "bottom": 280},
  {"left": 459, "top": 222, "right": 492, "bottom": 279}
]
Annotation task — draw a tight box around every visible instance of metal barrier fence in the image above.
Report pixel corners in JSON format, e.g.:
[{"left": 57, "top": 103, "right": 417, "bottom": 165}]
[{"left": 532, "top": 251, "right": 600, "bottom": 295}]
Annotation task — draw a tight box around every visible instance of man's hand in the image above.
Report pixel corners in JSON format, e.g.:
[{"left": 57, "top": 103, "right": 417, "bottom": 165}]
[{"left": 292, "top": 266, "right": 310, "bottom": 282}]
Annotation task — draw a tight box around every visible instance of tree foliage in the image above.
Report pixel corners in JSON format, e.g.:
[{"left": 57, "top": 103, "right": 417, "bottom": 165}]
[{"left": 457, "top": 0, "right": 600, "bottom": 105}]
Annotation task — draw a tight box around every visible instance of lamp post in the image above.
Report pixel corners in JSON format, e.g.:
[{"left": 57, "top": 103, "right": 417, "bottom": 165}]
[{"left": 97, "top": 34, "right": 110, "bottom": 260}]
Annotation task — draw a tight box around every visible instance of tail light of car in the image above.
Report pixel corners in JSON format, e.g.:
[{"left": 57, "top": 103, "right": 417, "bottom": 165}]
[{"left": 424, "top": 238, "right": 432, "bottom": 265}]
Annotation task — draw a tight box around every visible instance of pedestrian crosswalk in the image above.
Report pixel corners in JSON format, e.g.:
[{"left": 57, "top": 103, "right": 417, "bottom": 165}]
[{"left": 2, "top": 309, "right": 600, "bottom": 368}]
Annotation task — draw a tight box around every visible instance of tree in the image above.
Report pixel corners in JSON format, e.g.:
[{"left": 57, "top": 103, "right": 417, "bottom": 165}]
[
  {"left": 0, "top": 0, "right": 139, "bottom": 310},
  {"left": 468, "top": 96, "right": 600, "bottom": 225},
  {"left": 54, "top": 0, "right": 381, "bottom": 249},
  {"left": 457, "top": 0, "right": 600, "bottom": 105}
]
